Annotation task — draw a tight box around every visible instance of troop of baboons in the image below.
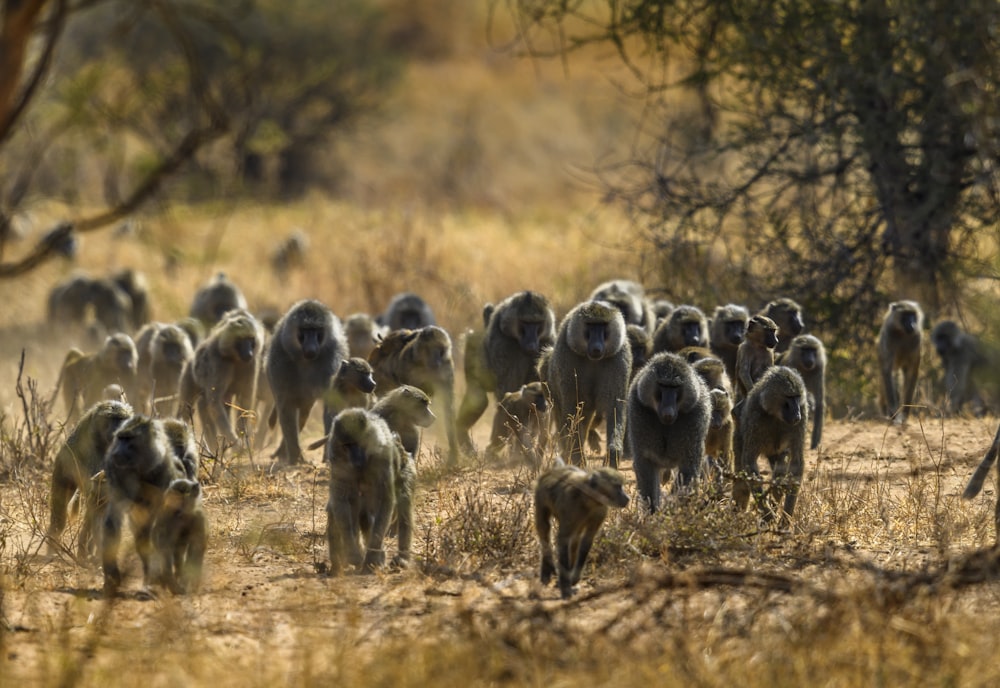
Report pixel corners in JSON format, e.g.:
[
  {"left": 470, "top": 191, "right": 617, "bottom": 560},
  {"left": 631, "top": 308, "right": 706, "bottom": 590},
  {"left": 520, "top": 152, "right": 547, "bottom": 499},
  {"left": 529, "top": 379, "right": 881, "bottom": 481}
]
[{"left": 36, "top": 262, "right": 1000, "bottom": 599}]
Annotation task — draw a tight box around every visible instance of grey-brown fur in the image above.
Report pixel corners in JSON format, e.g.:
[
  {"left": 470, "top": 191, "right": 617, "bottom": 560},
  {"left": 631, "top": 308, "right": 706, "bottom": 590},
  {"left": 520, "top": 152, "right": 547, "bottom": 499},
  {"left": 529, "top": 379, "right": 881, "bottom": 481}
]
[
  {"left": 377, "top": 292, "right": 436, "bottom": 331},
  {"left": 761, "top": 298, "right": 805, "bottom": 354},
  {"left": 652, "top": 304, "right": 709, "bottom": 354},
  {"left": 735, "top": 315, "right": 778, "bottom": 401},
  {"left": 931, "top": 320, "right": 995, "bottom": 416},
  {"left": 322, "top": 357, "right": 377, "bottom": 435},
  {"left": 589, "top": 279, "right": 656, "bottom": 335},
  {"left": 59, "top": 333, "right": 138, "bottom": 422},
  {"left": 486, "top": 381, "right": 550, "bottom": 467},
  {"left": 710, "top": 303, "right": 750, "bottom": 381},
  {"left": 777, "top": 333, "right": 827, "bottom": 449},
  {"left": 344, "top": 312, "right": 385, "bottom": 360},
  {"left": 149, "top": 478, "right": 207, "bottom": 594},
  {"left": 877, "top": 300, "right": 923, "bottom": 423},
  {"left": 135, "top": 322, "right": 194, "bottom": 416},
  {"left": 189, "top": 272, "right": 248, "bottom": 328}
]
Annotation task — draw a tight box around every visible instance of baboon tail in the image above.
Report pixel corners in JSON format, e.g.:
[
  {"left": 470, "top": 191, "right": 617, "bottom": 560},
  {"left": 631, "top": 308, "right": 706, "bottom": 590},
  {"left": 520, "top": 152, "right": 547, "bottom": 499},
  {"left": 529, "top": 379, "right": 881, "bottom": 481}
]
[{"left": 963, "top": 424, "right": 1000, "bottom": 499}]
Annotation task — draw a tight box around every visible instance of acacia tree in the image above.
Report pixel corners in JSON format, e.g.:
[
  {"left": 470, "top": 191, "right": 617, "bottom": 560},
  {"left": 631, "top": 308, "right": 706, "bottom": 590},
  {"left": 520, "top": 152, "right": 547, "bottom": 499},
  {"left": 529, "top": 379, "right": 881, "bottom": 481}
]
[{"left": 505, "top": 1, "right": 1000, "bottom": 337}]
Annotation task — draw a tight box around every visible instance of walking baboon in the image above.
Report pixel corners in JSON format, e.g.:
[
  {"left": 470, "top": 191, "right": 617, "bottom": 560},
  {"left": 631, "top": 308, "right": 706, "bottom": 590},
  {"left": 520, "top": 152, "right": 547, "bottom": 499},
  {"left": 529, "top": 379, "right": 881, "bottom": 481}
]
[
  {"left": 371, "top": 384, "right": 437, "bottom": 459},
  {"left": 135, "top": 323, "right": 194, "bottom": 415},
  {"left": 777, "top": 334, "right": 827, "bottom": 449},
  {"left": 548, "top": 300, "right": 632, "bottom": 468},
  {"left": 486, "top": 381, "right": 550, "bottom": 467},
  {"left": 162, "top": 417, "right": 200, "bottom": 481},
  {"left": 190, "top": 272, "right": 248, "bottom": 327},
  {"left": 344, "top": 313, "right": 385, "bottom": 360},
  {"left": 457, "top": 291, "right": 556, "bottom": 452},
  {"left": 627, "top": 352, "right": 712, "bottom": 512},
  {"left": 175, "top": 316, "right": 205, "bottom": 350},
  {"left": 652, "top": 304, "right": 709, "bottom": 354},
  {"left": 761, "top": 298, "right": 805, "bottom": 354},
  {"left": 322, "top": 357, "right": 377, "bottom": 435},
  {"left": 710, "top": 304, "right": 750, "bottom": 381},
  {"left": 111, "top": 268, "right": 150, "bottom": 330},
  {"left": 735, "top": 315, "right": 778, "bottom": 401},
  {"left": 149, "top": 478, "right": 207, "bottom": 594},
  {"left": 378, "top": 292, "right": 436, "bottom": 331},
  {"left": 89, "top": 278, "right": 134, "bottom": 335},
  {"left": 178, "top": 309, "right": 264, "bottom": 451},
  {"left": 963, "top": 423, "right": 1000, "bottom": 542},
  {"left": 46, "top": 400, "right": 134, "bottom": 556},
  {"left": 693, "top": 356, "right": 733, "bottom": 396},
  {"left": 47, "top": 274, "right": 92, "bottom": 327},
  {"left": 59, "top": 333, "right": 139, "bottom": 421},
  {"left": 589, "top": 279, "right": 655, "bottom": 334},
  {"left": 626, "top": 324, "right": 652, "bottom": 379},
  {"left": 270, "top": 229, "right": 309, "bottom": 276},
  {"left": 931, "top": 320, "right": 996, "bottom": 416},
  {"left": 704, "top": 388, "right": 734, "bottom": 484},
  {"left": 877, "top": 300, "right": 924, "bottom": 423},
  {"left": 369, "top": 326, "right": 459, "bottom": 465},
  {"left": 326, "top": 409, "right": 415, "bottom": 575},
  {"left": 101, "top": 415, "right": 188, "bottom": 594},
  {"left": 534, "top": 462, "right": 630, "bottom": 599},
  {"left": 732, "top": 366, "right": 808, "bottom": 523}
]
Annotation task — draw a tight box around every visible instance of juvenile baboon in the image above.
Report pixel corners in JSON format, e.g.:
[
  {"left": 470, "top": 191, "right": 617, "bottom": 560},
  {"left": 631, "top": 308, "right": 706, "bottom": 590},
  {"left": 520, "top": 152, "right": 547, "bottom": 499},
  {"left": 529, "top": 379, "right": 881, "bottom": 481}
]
[
  {"left": 322, "top": 357, "right": 377, "bottom": 435},
  {"left": 378, "top": 292, "right": 436, "bottom": 331},
  {"left": 734, "top": 315, "right": 778, "bottom": 401},
  {"left": 162, "top": 417, "right": 200, "bottom": 481},
  {"left": 101, "top": 415, "right": 188, "bottom": 594},
  {"left": 189, "top": 272, "right": 248, "bottom": 327},
  {"left": 135, "top": 323, "right": 194, "bottom": 415},
  {"left": 777, "top": 334, "right": 827, "bottom": 449},
  {"left": 46, "top": 400, "right": 134, "bottom": 556},
  {"left": 344, "top": 312, "right": 385, "bottom": 360},
  {"left": 651, "top": 304, "right": 710, "bottom": 354},
  {"left": 59, "top": 333, "right": 139, "bottom": 421},
  {"left": 693, "top": 356, "right": 733, "bottom": 396},
  {"left": 369, "top": 384, "right": 437, "bottom": 459},
  {"left": 589, "top": 279, "right": 656, "bottom": 334},
  {"left": 369, "top": 326, "right": 459, "bottom": 464},
  {"left": 548, "top": 300, "right": 632, "bottom": 468},
  {"left": 534, "top": 462, "right": 630, "bottom": 599},
  {"left": 877, "top": 300, "right": 924, "bottom": 423},
  {"left": 457, "top": 291, "right": 556, "bottom": 451},
  {"left": 732, "top": 366, "right": 808, "bottom": 523},
  {"left": 270, "top": 229, "right": 309, "bottom": 276},
  {"left": 761, "top": 298, "right": 805, "bottom": 354},
  {"left": 264, "top": 299, "right": 348, "bottom": 465},
  {"left": 486, "top": 381, "right": 550, "bottom": 467},
  {"left": 627, "top": 352, "right": 712, "bottom": 512},
  {"left": 931, "top": 320, "right": 996, "bottom": 416},
  {"left": 325, "top": 409, "right": 415, "bottom": 575},
  {"left": 111, "top": 268, "right": 150, "bottom": 329},
  {"left": 710, "top": 304, "right": 750, "bottom": 381},
  {"left": 149, "top": 478, "right": 207, "bottom": 594},
  {"left": 649, "top": 298, "right": 675, "bottom": 327},
  {"left": 962, "top": 423, "right": 1000, "bottom": 542},
  {"left": 178, "top": 309, "right": 264, "bottom": 451},
  {"left": 626, "top": 324, "right": 652, "bottom": 379},
  {"left": 704, "top": 388, "right": 734, "bottom": 486}
]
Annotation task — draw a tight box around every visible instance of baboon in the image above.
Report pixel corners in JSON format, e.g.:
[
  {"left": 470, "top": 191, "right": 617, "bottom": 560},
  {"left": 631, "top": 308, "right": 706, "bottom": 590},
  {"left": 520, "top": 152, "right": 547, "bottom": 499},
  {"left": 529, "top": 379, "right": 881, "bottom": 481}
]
[
  {"left": 457, "top": 291, "right": 556, "bottom": 452},
  {"left": 877, "top": 300, "right": 924, "bottom": 423},
  {"left": 534, "top": 462, "right": 630, "bottom": 599},
  {"left": 627, "top": 352, "right": 712, "bottom": 512},
  {"left": 369, "top": 326, "right": 459, "bottom": 465},
  {"left": 89, "top": 277, "right": 134, "bottom": 334},
  {"left": 175, "top": 316, "right": 205, "bottom": 350},
  {"left": 135, "top": 323, "right": 194, "bottom": 415},
  {"left": 189, "top": 272, "right": 248, "bottom": 327},
  {"left": 547, "top": 300, "right": 632, "bottom": 468},
  {"left": 162, "top": 417, "right": 200, "bottom": 481},
  {"left": 777, "top": 334, "right": 827, "bottom": 449},
  {"left": 704, "top": 388, "right": 734, "bottom": 486},
  {"left": 59, "top": 333, "right": 139, "bottom": 421},
  {"left": 732, "top": 366, "right": 808, "bottom": 523},
  {"left": 270, "top": 229, "right": 309, "bottom": 276},
  {"left": 626, "top": 324, "right": 652, "bottom": 379},
  {"left": 46, "top": 400, "right": 134, "bottom": 556},
  {"left": 710, "top": 304, "right": 750, "bottom": 381},
  {"left": 325, "top": 409, "right": 415, "bottom": 575},
  {"left": 377, "top": 292, "right": 436, "bottom": 331},
  {"left": 101, "top": 415, "right": 189, "bottom": 594},
  {"left": 931, "top": 320, "right": 996, "bottom": 416},
  {"left": 652, "top": 304, "right": 710, "bottom": 354},
  {"left": 649, "top": 298, "right": 675, "bottom": 327},
  {"left": 322, "top": 357, "right": 377, "bottom": 435},
  {"left": 344, "top": 312, "right": 385, "bottom": 360},
  {"left": 47, "top": 274, "right": 93, "bottom": 327},
  {"left": 149, "top": 478, "right": 207, "bottom": 594},
  {"left": 734, "top": 315, "right": 778, "bottom": 401},
  {"left": 486, "top": 381, "right": 550, "bottom": 467},
  {"left": 761, "top": 298, "right": 805, "bottom": 354},
  {"left": 111, "top": 268, "right": 150, "bottom": 329},
  {"left": 265, "top": 299, "right": 348, "bottom": 465},
  {"left": 962, "top": 423, "right": 1000, "bottom": 542},
  {"left": 589, "top": 279, "right": 656, "bottom": 334},
  {"left": 677, "top": 346, "right": 716, "bottom": 364},
  {"left": 178, "top": 309, "right": 264, "bottom": 450},
  {"left": 693, "top": 356, "right": 733, "bottom": 396}
]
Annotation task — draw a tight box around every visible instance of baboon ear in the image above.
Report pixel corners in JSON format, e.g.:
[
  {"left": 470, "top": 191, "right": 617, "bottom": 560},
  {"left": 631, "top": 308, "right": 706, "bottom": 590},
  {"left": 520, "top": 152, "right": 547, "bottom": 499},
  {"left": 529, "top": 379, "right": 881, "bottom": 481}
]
[{"left": 340, "top": 360, "right": 349, "bottom": 372}]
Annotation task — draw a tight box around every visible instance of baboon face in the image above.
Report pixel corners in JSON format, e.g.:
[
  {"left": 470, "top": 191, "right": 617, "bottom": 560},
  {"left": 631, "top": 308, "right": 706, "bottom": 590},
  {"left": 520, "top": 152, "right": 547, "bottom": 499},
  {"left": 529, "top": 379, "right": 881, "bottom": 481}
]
[
  {"left": 668, "top": 306, "right": 707, "bottom": 348},
  {"left": 721, "top": 318, "right": 747, "bottom": 346},
  {"left": 415, "top": 327, "right": 452, "bottom": 370},
  {"left": 521, "top": 381, "right": 550, "bottom": 413},
  {"left": 708, "top": 389, "right": 732, "bottom": 430},
  {"left": 107, "top": 415, "right": 168, "bottom": 470},
  {"left": 626, "top": 325, "right": 651, "bottom": 370},
  {"left": 796, "top": 344, "right": 820, "bottom": 371},
  {"left": 566, "top": 301, "right": 625, "bottom": 362},
  {"left": 780, "top": 393, "right": 804, "bottom": 424},
  {"left": 498, "top": 292, "right": 555, "bottom": 354},
  {"left": 92, "top": 400, "right": 135, "bottom": 444},
  {"left": 590, "top": 467, "right": 631, "bottom": 508},
  {"left": 748, "top": 316, "right": 779, "bottom": 349},
  {"left": 766, "top": 299, "right": 804, "bottom": 337},
  {"left": 156, "top": 326, "right": 193, "bottom": 365},
  {"left": 297, "top": 325, "right": 326, "bottom": 360},
  {"left": 888, "top": 301, "right": 922, "bottom": 335},
  {"left": 104, "top": 334, "right": 138, "bottom": 375},
  {"left": 217, "top": 313, "right": 261, "bottom": 363},
  {"left": 931, "top": 320, "right": 961, "bottom": 358},
  {"left": 341, "top": 359, "right": 377, "bottom": 394}
]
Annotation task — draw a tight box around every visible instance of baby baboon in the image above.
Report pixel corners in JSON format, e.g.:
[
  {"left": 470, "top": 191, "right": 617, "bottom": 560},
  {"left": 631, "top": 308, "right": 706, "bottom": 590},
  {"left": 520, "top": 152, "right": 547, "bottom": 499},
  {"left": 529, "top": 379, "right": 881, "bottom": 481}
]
[
  {"left": 369, "top": 326, "right": 459, "bottom": 465},
  {"left": 378, "top": 292, "right": 436, "bottom": 331},
  {"left": 457, "top": 291, "right": 556, "bottom": 452},
  {"left": 931, "top": 320, "right": 996, "bottom": 416},
  {"left": 735, "top": 315, "right": 778, "bottom": 401},
  {"left": 189, "top": 272, "right": 248, "bottom": 328},
  {"left": 59, "top": 333, "right": 139, "bottom": 421},
  {"left": 322, "top": 357, "right": 377, "bottom": 435},
  {"left": 877, "top": 300, "right": 924, "bottom": 423},
  {"left": 589, "top": 279, "right": 655, "bottom": 334},
  {"left": 693, "top": 356, "right": 733, "bottom": 396},
  {"left": 265, "top": 300, "right": 348, "bottom": 465},
  {"left": 651, "top": 304, "right": 709, "bottom": 354},
  {"left": 732, "top": 366, "right": 808, "bottom": 523},
  {"left": 486, "top": 381, "right": 550, "bottom": 467},
  {"left": 135, "top": 322, "right": 194, "bottom": 415},
  {"left": 777, "top": 334, "right": 827, "bottom": 449},
  {"left": 178, "top": 309, "right": 264, "bottom": 451},
  {"left": 626, "top": 324, "right": 652, "bottom": 379},
  {"left": 325, "top": 409, "right": 415, "bottom": 575},
  {"left": 46, "top": 400, "right": 134, "bottom": 556},
  {"left": 704, "top": 388, "right": 734, "bottom": 485},
  {"left": 627, "top": 352, "right": 712, "bottom": 512},
  {"left": 111, "top": 268, "right": 150, "bottom": 330},
  {"left": 101, "top": 415, "right": 188, "bottom": 594},
  {"left": 534, "top": 462, "right": 630, "bottom": 599},
  {"left": 270, "top": 228, "right": 309, "bottom": 277},
  {"left": 369, "top": 384, "right": 438, "bottom": 459},
  {"left": 344, "top": 312, "right": 385, "bottom": 360},
  {"left": 548, "top": 300, "right": 632, "bottom": 468},
  {"left": 761, "top": 297, "right": 805, "bottom": 354},
  {"left": 149, "top": 478, "right": 207, "bottom": 594},
  {"left": 710, "top": 303, "right": 750, "bottom": 381}
]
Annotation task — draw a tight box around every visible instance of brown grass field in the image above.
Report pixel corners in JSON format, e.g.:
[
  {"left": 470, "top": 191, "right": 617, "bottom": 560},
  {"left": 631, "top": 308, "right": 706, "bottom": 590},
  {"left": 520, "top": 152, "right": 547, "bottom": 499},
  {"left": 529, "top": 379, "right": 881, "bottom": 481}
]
[{"left": 3, "top": 20, "right": 1000, "bottom": 687}]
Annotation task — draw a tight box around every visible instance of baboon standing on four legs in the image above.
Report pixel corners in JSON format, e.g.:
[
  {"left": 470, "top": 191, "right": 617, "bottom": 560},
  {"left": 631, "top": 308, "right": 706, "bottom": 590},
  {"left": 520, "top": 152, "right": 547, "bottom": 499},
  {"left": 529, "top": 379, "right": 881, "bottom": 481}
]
[
  {"left": 931, "top": 320, "right": 995, "bottom": 416},
  {"left": 877, "top": 300, "right": 924, "bottom": 423}
]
